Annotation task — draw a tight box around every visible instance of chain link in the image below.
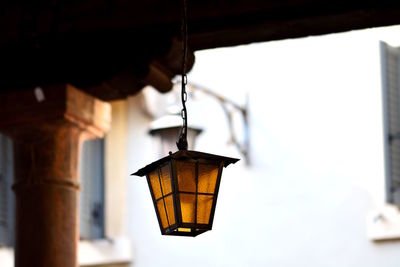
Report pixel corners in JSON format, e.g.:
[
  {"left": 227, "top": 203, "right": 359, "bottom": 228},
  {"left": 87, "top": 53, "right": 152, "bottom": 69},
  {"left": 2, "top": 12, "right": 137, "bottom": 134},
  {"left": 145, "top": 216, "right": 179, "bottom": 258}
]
[{"left": 177, "top": 0, "right": 189, "bottom": 151}]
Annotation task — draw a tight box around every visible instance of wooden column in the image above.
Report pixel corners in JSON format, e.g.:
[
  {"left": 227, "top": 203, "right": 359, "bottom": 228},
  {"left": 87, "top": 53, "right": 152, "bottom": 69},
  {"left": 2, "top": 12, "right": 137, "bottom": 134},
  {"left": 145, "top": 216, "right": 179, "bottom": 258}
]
[{"left": 0, "top": 85, "right": 111, "bottom": 267}]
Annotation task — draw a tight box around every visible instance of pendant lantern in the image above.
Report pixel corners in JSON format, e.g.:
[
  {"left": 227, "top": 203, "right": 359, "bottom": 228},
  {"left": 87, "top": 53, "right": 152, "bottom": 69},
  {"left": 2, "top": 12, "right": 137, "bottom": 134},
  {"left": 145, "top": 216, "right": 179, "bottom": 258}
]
[
  {"left": 132, "top": 151, "right": 238, "bottom": 236},
  {"left": 131, "top": 0, "right": 239, "bottom": 237}
]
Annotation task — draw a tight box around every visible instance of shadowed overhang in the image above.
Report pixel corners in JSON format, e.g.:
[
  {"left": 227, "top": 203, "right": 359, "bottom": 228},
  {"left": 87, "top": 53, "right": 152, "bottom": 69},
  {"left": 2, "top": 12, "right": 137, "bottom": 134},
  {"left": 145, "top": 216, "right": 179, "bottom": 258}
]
[{"left": 1, "top": 0, "right": 400, "bottom": 99}]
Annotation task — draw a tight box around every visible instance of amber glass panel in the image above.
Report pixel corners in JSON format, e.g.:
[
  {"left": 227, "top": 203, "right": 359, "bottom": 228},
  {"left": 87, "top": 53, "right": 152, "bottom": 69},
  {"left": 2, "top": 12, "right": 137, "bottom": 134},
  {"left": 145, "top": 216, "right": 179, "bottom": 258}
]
[
  {"left": 160, "top": 164, "right": 172, "bottom": 195},
  {"left": 149, "top": 170, "right": 162, "bottom": 199},
  {"left": 176, "top": 161, "right": 196, "bottom": 192},
  {"left": 164, "top": 195, "right": 176, "bottom": 226},
  {"left": 198, "top": 163, "right": 219, "bottom": 193},
  {"left": 156, "top": 200, "right": 168, "bottom": 229},
  {"left": 179, "top": 193, "right": 195, "bottom": 223},
  {"left": 177, "top": 228, "right": 192, "bottom": 232},
  {"left": 197, "top": 195, "right": 214, "bottom": 224}
]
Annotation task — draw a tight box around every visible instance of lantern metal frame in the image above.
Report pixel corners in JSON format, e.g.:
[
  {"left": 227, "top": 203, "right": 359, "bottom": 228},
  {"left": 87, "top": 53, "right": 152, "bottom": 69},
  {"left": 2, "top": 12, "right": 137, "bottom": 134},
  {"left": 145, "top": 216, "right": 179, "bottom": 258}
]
[{"left": 132, "top": 150, "right": 238, "bottom": 236}]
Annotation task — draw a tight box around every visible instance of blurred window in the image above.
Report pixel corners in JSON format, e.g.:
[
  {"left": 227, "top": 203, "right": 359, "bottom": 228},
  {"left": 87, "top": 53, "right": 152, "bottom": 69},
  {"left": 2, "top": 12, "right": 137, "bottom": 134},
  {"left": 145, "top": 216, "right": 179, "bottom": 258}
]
[
  {"left": 381, "top": 41, "right": 400, "bottom": 207},
  {"left": 0, "top": 134, "right": 105, "bottom": 247},
  {"left": 0, "top": 134, "right": 14, "bottom": 247}
]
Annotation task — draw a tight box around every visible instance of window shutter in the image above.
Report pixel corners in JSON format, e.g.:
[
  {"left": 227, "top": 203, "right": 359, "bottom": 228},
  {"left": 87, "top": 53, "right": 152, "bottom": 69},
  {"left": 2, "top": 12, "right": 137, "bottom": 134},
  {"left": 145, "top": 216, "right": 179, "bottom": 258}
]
[
  {"left": 79, "top": 139, "right": 105, "bottom": 240},
  {"left": 0, "top": 134, "right": 14, "bottom": 246},
  {"left": 381, "top": 41, "right": 400, "bottom": 206}
]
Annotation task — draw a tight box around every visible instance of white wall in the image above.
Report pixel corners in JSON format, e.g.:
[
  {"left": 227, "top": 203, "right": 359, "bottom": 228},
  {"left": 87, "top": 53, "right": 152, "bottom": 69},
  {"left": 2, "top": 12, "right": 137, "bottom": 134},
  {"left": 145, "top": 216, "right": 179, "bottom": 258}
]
[{"left": 126, "top": 25, "right": 400, "bottom": 267}]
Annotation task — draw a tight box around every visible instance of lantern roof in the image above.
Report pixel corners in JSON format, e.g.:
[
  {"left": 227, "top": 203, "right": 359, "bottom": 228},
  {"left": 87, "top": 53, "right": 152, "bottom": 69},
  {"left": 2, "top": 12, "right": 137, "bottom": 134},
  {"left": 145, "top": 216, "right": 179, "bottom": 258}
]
[{"left": 131, "top": 150, "right": 239, "bottom": 177}]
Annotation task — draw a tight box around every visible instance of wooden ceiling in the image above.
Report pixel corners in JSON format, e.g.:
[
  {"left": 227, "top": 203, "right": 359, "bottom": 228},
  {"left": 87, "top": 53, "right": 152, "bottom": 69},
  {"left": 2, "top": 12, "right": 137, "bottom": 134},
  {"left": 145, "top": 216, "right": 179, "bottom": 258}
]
[{"left": 1, "top": 0, "right": 400, "bottom": 99}]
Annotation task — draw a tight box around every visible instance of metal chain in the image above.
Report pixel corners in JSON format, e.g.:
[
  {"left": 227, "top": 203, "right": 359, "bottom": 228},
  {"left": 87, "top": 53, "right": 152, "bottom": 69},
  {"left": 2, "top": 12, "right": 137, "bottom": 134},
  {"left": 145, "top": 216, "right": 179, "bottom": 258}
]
[{"left": 177, "top": 0, "right": 188, "bottom": 151}]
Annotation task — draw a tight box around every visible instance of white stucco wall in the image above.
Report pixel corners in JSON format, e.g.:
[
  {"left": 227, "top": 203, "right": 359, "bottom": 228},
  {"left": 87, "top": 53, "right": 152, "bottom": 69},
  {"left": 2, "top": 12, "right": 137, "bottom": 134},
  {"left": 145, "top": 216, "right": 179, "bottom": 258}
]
[{"left": 126, "top": 26, "right": 400, "bottom": 267}]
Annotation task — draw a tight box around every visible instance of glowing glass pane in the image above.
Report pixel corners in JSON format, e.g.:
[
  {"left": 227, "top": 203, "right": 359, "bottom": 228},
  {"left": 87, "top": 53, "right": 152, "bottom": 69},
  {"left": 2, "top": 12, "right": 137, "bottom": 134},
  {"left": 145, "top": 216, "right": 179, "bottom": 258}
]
[
  {"left": 197, "top": 195, "right": 214, "bottom": 224},
  {"left": 179, "top": 193, "right": 195, "bottom": 223},
  {"left": 198, "top": 163, "right": 219, "bottom": 193},
  {"left": 156, "top": 200, "right": 168, "bottom": 229},
  {"left": 149, "top": 171, "right": 162, "bottom": 199},
  {"left": 160, "top": 164, "right": 172, "bottom": 195},
  {"left": 164, "top": 195, "right": 176, "bottom": 226},
  {"left": 177, "top": 228, "right": 192, "bottom": 232},
  {"left": 176, "top": 161, "right": 196, "bottom": 192}
]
